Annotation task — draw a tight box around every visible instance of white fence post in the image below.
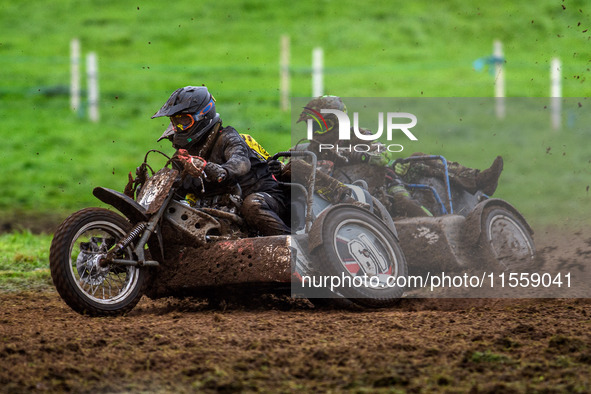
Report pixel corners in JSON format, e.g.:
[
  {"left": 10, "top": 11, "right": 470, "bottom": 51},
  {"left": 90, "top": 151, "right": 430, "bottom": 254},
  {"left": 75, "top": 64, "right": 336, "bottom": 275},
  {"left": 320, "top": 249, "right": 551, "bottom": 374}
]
[
  {"left": 70, "top": 38, "right": 80, "bottom": 112},
  {"left": 279, "top": 35, "right": 290, "bottom": 112},
  {"left": 312, "top": 47, "right": 324, "bottom": 97},
  {"left": 493, "top": 40, "right": 505, "bottom": 119},
  {"left": 550, "top": 57, "right": 562, "bottom": 131},
  {"left": 87, "top": 52, "right": 99, "bottom": 122}
]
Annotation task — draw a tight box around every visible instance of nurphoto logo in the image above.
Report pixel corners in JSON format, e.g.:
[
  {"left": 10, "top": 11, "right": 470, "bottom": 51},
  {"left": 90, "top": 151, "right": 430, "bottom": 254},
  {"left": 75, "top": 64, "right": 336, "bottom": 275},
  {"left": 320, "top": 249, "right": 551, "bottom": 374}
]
[{"left": 304, "top": 107, "right": 418, "bottom": 153}]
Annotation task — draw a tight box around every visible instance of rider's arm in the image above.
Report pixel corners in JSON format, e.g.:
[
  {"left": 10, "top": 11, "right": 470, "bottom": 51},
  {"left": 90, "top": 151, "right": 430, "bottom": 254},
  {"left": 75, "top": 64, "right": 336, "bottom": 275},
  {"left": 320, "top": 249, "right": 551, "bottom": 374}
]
[{"left": 218, "top": 127, "right": 252, "bottom": 179}]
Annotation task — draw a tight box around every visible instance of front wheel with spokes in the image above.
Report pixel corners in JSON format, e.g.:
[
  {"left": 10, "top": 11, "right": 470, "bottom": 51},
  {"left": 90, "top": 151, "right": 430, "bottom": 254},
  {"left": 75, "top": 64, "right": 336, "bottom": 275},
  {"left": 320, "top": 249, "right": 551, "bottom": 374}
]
[{"left": 50, "top": 208, "right": 149, "bottom": 316}]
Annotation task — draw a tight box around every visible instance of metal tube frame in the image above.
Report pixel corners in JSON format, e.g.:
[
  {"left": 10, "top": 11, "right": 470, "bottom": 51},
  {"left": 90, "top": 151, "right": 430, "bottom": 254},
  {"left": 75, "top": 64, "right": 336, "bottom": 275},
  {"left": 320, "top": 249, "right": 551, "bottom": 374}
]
[{"left": 394, "top": 155, "right": 454, "bottom": 214}]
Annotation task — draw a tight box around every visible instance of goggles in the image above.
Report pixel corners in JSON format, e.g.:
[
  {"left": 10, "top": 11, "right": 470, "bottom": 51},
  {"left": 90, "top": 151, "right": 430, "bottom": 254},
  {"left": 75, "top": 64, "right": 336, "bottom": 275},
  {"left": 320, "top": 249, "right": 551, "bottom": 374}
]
[
  {"left": 170, "top": 98, "right": 216, "bottom": 132},
  {"left": 171, "top": 114, "right": 195, "bottom": 132}
]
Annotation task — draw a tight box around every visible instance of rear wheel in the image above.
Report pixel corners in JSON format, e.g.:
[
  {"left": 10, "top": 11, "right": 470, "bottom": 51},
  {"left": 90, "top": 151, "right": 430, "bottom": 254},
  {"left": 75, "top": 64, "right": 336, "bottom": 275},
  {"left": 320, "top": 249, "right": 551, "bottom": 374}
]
[
  {"left": 50, "top": 208, "right": 149, "bottom": 316},
  {"left": 481, "top": 206, "right": 535, "bottom": 271},
  {"left": 313, "top": 206, "right": 407, "bottom": 308}
]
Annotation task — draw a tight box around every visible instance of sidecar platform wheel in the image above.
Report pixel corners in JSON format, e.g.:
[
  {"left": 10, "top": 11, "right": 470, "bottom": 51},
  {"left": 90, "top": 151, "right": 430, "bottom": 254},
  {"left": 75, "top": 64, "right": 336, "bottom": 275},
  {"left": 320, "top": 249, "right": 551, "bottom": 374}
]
[
  {"left": 314, "top": 206, "right": 408, "bottom": 308},
  {"left": 481, "top": 206, "right": 536, "bottom": 271},
  {"left": 50, "top": 208, "right": 149, "bottom": 316}
]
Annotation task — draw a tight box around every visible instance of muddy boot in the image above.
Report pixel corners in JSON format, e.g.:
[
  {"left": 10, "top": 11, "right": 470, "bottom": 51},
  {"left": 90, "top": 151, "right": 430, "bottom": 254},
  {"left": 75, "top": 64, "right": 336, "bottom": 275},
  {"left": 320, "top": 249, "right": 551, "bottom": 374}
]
[
  {"left": 408, "top": 157, "right": 481, "bottom": 194},
  {"left": 476, "top": 156, "right": 503, "bottom": 196}
]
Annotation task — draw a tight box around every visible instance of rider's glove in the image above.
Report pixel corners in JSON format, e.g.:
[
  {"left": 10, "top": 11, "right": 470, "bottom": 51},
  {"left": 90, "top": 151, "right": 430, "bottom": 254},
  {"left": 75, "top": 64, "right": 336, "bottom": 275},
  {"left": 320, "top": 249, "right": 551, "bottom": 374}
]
[
  {"left": 369, "top": 153, "right": 390, "bottom": 166},
  {"left": 348, "top": 151, "right": 370, "bottom": 164},
  {"left": 173, "top": 149, "right": 192, "bottom": 165},
  {"left": 204, "top": 162, "right": 227, "bottom": 183},
  {"left": 173, "top": 149, "right": 207, "bottom": 178},
  {"left": 268, "top": 159, "right": 283, "bottom": 176},
  {"left": 349, "top": 151, "right": 388, "bottom": 166},
  {"left": 394, "top": 161, "right": 410, "bottom": 176}
]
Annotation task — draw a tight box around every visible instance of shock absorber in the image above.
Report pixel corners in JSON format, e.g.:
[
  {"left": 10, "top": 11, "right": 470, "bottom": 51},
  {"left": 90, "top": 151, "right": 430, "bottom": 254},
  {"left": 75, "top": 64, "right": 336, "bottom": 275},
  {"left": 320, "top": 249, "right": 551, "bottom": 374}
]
[{"left": 101, "top": 222, "right": 148, "bottom": 266}]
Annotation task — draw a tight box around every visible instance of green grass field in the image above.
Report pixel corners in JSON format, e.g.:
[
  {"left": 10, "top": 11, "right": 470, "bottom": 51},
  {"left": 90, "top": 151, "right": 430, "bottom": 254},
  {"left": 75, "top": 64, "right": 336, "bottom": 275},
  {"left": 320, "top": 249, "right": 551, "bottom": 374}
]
[
  {"left": 0, "top": 231, "right": 52, "bottom": 290},
  {"left": 1, "top": 0, "right": 590, "bottom": 285}
]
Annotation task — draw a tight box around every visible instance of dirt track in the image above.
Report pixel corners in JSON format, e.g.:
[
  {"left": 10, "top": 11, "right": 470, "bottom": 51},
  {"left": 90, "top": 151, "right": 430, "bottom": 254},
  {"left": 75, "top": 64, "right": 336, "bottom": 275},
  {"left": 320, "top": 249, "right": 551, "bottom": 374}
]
[{"left": 1, "top": 228, "right": 590, "bottom": 393}]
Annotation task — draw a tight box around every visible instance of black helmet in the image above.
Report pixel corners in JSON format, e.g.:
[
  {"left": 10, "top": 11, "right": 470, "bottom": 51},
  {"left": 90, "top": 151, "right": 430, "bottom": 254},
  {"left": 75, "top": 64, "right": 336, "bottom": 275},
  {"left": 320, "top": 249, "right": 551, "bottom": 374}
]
[
  {"left": 152, "top": 86, "right": 220, "bottom": 149},
  {"left": 297, "top": 95, "right": 347, "bottom": 144}
]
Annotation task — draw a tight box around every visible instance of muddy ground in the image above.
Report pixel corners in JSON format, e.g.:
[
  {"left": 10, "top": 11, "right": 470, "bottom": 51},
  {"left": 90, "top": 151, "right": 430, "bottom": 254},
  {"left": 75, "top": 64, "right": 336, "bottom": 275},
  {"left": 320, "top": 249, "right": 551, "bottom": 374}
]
[{"left": 1, "top": 228, "right": 590, "bottom": 393}]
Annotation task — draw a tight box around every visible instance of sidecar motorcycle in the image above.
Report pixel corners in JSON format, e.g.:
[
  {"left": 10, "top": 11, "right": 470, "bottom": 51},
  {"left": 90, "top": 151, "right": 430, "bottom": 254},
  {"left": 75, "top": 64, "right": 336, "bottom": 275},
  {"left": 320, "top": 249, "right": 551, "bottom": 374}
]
[
  {"left": 49, "top": 150, "right": 406, "bottom": 316},
  {"left": 389, "top": 155, "right": 536, "bottom": 275}
]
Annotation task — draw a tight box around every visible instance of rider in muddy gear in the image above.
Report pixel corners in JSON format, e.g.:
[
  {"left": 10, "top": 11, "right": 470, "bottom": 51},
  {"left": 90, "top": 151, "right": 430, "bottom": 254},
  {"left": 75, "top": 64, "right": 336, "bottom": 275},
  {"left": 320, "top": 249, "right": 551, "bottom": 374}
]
[
  {"left": 295, "top": 96, "right": 504, "bottom": 218},
  {"left": 152, "top": 86, "right": 291, "bottom": 236}
]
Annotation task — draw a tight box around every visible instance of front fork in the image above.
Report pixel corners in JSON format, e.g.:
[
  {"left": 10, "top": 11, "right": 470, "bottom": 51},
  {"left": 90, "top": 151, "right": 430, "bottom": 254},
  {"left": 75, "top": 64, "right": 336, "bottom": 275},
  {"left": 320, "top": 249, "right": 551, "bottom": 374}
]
[{"left": 100, "top": 187, "right": 177, "bottom": 268}]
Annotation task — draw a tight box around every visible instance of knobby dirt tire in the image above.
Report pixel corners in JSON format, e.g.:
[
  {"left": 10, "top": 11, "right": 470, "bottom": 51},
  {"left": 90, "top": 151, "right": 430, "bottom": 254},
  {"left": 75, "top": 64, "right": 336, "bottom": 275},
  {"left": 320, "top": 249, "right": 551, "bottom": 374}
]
[
  {"left": 313, "top": 206, "right": 408, "bottom": 308},
  {"left": 480, "top": 206, "right": 536, "bottom": 271},
  {"left": 50, "top": 208, "right": 149, "bottom": 316}
]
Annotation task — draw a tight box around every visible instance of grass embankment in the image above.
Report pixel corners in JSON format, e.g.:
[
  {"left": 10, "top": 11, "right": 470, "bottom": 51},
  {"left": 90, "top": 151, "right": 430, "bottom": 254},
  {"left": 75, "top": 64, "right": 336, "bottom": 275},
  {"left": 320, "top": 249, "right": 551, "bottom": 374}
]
[{"left": 0, "top": 232, "right": 53, "bottom": 291}]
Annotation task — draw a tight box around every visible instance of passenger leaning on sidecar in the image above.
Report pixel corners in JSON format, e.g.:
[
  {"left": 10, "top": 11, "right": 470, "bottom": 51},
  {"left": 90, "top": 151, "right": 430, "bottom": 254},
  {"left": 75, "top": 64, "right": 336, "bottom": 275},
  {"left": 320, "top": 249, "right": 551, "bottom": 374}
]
[
  {"left": 152, "top": 86, "right": 291, "bottom": 236},
  {"left": 294, "top": 96, "right": 504, "bottom": 218}
]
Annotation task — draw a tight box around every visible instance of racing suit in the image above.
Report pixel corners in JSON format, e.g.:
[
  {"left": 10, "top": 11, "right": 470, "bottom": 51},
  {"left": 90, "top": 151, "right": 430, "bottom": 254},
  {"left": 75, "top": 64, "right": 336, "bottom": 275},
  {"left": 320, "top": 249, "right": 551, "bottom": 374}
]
[{"left": 185, "top": 123, "right": 290, "bottom": 236}]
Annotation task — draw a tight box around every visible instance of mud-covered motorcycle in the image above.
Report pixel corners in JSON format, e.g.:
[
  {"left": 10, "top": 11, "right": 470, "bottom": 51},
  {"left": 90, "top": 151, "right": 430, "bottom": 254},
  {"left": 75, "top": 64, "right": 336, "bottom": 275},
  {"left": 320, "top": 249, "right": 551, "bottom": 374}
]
[
  {"left": 390, "top": 155, "right": 535, "bottom": 274},
  {"left": 324, "top": 154, "right": 536, "bottom": 276},
  {"left": 50, "top": 149, "right": 407, "bottom": 315}
]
